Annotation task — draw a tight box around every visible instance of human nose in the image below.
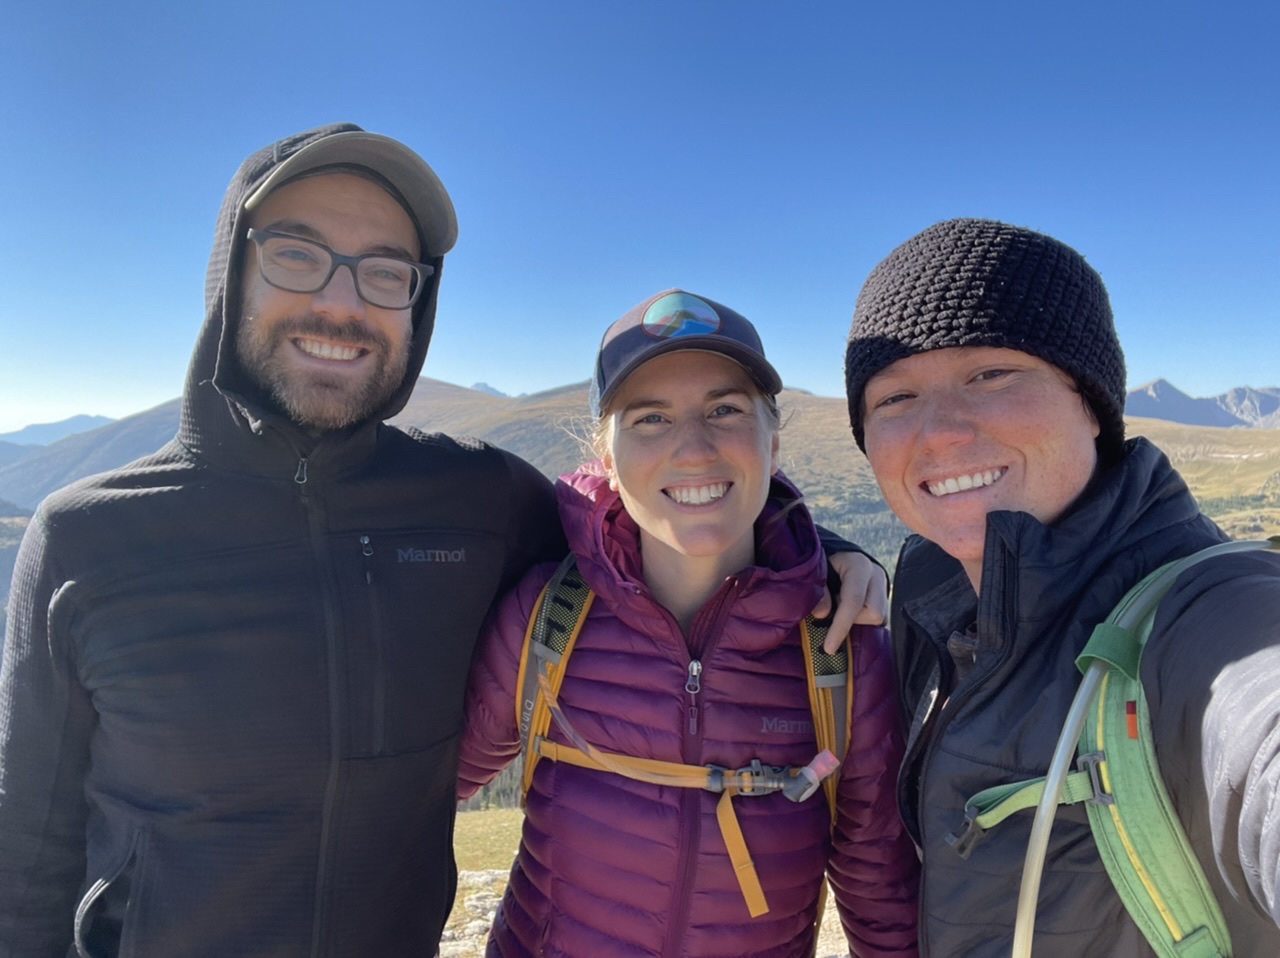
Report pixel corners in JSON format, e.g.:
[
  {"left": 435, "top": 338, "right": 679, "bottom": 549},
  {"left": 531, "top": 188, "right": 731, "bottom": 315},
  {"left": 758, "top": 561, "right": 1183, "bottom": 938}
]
[
  {"left": 311, "top": 263, "right": 366, "bottom": 320},
  {"left": 916, "top": 391, "right": 975, "bottom": 449},
  {"left": 671, "top": 418, "right": 718, "bottom": 463}
]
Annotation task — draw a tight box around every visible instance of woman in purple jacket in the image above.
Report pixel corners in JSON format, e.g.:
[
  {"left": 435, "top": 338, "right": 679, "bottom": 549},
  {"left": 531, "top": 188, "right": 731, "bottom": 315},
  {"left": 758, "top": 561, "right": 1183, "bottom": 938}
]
[{"left": 458, "top": 289, "right": 919, "bottom": 958}]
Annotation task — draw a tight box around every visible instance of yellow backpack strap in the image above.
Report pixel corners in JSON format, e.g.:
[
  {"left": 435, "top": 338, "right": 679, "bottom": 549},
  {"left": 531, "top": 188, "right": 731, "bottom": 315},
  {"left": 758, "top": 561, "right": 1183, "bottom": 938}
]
[
  {"left": 523, "top": 591, "right": 849, "bottom": 921},
  {"left": 800, "top": 615, "right": 852, "bottom": 825},
  {"left": 516, "top": 555, "right": 594, "bottom": 802},
  {"left": 800, "top": 614, "right": 854, "bottom": 938}
]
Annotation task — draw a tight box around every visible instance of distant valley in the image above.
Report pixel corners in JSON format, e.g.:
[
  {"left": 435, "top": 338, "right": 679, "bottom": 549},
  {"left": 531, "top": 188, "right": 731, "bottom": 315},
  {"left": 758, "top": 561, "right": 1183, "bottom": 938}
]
[{"left": 2, "top": 378, "right": 1279, "bottom": 633}]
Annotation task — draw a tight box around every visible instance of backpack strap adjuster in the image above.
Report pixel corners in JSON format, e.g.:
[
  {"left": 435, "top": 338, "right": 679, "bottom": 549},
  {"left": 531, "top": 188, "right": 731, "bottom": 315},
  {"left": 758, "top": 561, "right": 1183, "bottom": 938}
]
[
  {"left": 945, "top": 805, "right": 988, "bottom": 860},
  {"left": 707, "top": 760, "right": 789, "bottom": 797},
  {"left": 1075, "top": 750, "right": 1115, "bottom": 807}
]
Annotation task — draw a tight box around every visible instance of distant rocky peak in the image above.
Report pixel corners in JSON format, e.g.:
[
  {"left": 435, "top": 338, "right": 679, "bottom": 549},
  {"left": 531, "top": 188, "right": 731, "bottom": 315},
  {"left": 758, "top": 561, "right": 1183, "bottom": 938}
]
[{"left": 1126, "top": 381, "right": 1280, "bottom": 428}]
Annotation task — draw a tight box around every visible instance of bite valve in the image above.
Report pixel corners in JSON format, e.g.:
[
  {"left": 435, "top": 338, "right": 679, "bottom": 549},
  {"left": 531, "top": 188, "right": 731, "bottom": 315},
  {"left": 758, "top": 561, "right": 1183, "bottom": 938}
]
[{"left": 783, "top": 749, "right": 841, "bottom": 803}]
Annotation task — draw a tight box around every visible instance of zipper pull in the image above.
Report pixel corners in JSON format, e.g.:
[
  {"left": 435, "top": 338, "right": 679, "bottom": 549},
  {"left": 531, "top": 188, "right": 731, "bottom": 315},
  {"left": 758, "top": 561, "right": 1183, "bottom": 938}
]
[
  {"left": 686, "top": 660, "right": 702, "bottom": 735},
  {"left": 360, "top": 535, "right": 373, "bottom": 584},
  {"left": 294, "top": 457, "right": 308, "bottom": 485},
  {"left": 685, "top": 660, "right": 702, "bottom": 694}
]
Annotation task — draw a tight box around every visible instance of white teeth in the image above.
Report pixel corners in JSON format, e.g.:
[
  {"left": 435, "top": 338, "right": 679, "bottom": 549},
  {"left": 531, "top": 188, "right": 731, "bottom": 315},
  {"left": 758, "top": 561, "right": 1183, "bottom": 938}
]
[
  {"left": 927, "top": 469, "right": 1004, "bottom": 498},
  {"left": 297, "top": 339, "right": 362, "bottom": 361},
  {"left": 666, "top": 483, "right": 729, "bottom": 505}
]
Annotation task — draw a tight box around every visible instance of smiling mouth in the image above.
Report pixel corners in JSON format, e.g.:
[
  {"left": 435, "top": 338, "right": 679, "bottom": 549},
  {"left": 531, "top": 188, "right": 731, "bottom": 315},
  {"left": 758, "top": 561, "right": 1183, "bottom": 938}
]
[
  {"left": 925, "top": 469, "right": 1005, "bottom": 498},
  {"left": 294, "top": 337, "right": 367, "bottom": 362},
  {"left": 664, "top": 482, "right": 730, "bottom": 505}
]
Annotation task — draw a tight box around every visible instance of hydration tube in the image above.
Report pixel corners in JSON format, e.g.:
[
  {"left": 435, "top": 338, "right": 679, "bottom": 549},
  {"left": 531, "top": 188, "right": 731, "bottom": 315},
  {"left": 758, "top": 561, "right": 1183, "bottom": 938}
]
[
  {"left": 1010, "top": 659, "right": 1107, "bottom": 957},
  {"left": 1011, "top": 537, "right": 1279, "bottom": 957}
]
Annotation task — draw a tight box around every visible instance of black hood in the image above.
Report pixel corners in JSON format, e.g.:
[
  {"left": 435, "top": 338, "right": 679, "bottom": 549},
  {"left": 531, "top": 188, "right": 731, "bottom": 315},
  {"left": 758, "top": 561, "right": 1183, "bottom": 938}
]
[{"left": 179, "top": 123, "right": 449, "bottom": 462}]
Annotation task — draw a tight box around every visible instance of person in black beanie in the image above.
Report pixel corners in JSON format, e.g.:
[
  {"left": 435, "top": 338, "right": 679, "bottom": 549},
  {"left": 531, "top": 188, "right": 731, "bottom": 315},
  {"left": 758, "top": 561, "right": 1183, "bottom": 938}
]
[{"left": 844, "top": 217, "right": 1280, "bottom": 957}]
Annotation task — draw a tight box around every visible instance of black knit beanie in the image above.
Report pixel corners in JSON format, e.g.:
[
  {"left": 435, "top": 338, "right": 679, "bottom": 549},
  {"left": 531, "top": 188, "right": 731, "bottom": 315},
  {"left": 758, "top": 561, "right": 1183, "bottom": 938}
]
[{"left": 844, "top": 218, "right": 1126, "bottom": 463}]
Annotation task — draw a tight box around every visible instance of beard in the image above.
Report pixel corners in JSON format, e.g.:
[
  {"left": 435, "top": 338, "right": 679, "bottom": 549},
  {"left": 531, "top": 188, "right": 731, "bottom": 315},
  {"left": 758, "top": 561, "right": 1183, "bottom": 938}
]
[{"left": 235, "top": 311, "right": 413, "bottom": 432}]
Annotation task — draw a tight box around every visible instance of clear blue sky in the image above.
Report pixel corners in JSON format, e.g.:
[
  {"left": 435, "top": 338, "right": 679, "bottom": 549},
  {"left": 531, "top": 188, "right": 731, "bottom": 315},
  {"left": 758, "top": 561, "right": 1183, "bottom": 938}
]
[{"left": 1, "top": 1, "right": 1276, "bottom": 433}]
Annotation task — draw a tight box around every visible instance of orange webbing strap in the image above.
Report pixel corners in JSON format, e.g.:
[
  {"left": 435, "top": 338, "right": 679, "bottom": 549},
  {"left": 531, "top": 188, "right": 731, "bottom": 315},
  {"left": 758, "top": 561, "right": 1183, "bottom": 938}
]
[
  {"left": 537, "top": 736, "right": 770, "bottom": 917},
  {"left": 516, "top": 556, "right": 594, "bottom": 800},
  {"left": 535, "top": 738, "right": 715, "bottom": 787},
  {"left": 799, "top": 616, "right": 852, "bottom": 825},
  {"left": 716, "top": 790, "right": 770, "bottom": 917}
]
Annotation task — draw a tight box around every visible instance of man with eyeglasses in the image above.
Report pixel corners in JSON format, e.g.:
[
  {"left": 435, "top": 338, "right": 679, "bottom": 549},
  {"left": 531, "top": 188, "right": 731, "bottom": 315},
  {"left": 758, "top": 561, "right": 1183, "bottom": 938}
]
[{"left": 0, "top": 124, "right": 566, "bottom": 958}]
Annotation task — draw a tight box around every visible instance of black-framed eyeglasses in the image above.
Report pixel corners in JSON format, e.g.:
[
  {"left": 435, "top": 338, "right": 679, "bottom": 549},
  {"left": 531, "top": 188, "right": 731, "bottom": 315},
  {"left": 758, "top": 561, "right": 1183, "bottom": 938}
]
[{"left": 246, "top": 228, "right": 434, "bottom": 310}]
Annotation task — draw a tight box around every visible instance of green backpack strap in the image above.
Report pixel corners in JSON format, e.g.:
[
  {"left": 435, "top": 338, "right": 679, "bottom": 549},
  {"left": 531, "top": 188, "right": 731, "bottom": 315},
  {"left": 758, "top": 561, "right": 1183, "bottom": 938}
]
[
  {"left": 1069, "top": 541, "right": 1272, "bottom": 958},
  {"left": 953, "top": 538, "right": 1279, "bottom": 957}
]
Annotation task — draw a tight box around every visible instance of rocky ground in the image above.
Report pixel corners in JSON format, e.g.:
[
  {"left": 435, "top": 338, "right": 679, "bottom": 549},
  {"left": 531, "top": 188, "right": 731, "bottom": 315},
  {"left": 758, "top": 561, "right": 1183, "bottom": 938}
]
[{"left": 440, "top": 870, "right": 850, "bottom": 957}]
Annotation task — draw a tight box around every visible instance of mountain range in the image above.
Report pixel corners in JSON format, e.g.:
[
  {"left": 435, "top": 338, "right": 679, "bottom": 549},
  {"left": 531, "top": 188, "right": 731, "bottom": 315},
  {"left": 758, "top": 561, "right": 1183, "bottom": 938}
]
[
  {"left": 2, "top": 378, "right": 1278, "bottom": 633},
  {"left": 0, "top": 415, "right": 115, "bottom": 447},
  {"left": 1125, "top": 380, "right": 1280, "bottom": 429}
]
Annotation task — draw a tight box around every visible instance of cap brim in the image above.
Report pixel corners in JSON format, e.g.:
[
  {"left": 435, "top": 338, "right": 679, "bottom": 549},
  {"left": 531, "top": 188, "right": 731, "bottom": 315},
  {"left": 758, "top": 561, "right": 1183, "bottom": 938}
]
[
  {"left": 243, "top": 131, "right": 457, "bottom": 258},
  {"left": 594, "top": 338, "right": 783, "bottom": 416}
]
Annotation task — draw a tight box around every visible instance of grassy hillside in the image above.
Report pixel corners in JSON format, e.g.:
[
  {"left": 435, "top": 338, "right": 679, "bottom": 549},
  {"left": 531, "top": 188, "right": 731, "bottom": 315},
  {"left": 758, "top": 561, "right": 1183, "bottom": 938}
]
[{"left": 1126, "top": 417, "right": 1280, "bottom": 539}]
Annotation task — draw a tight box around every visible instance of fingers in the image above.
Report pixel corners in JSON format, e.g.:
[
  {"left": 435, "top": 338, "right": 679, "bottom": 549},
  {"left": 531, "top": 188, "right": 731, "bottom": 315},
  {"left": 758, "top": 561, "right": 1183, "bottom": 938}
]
[
  {"left": 821, "top": 552, "right": 890, "bottom": 654},
  {"left": 824, "top": 600, "right": 857, "bottom": 655},
  {"left": 811, "top": 587, "right": 833, "bottom": 619}
]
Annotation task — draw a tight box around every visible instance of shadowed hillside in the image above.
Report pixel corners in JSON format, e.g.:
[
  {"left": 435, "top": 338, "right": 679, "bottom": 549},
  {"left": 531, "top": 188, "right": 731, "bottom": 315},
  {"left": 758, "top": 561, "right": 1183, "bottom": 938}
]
[{"left": 0, "top": 399, "right": 182, "bottom": 511}]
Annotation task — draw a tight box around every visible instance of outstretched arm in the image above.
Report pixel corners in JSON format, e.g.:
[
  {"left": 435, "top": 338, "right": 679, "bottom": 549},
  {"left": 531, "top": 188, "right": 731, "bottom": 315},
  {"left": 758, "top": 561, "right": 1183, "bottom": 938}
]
[{"left": 1149, "top": 549, "right": 1280, "bottom": 928}]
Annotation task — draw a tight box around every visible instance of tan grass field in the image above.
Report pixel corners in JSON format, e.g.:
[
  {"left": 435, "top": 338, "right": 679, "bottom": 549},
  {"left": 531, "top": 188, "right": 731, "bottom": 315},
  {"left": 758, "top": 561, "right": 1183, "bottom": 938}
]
[{"left": 453, "top": 807, "right": 524, "bottom": 872}]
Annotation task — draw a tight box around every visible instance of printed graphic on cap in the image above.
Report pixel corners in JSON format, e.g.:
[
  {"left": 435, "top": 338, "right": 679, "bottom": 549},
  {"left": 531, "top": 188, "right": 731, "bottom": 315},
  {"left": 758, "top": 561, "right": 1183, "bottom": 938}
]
[{"left": 642, "top": 292, "right": 721, "bottom": 339}]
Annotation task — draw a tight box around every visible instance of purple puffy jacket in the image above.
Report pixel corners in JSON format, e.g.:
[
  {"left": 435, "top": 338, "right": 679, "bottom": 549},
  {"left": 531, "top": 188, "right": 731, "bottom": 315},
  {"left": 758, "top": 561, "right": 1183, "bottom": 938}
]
[{"left": 459, "top": 468, "right": 918, "bottom": 957}]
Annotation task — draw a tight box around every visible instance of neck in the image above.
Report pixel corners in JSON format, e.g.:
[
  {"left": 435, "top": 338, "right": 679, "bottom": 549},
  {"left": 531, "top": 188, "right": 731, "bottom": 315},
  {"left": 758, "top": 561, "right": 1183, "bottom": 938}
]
[
  {"left": 638, "top": 531, "right": 756, "bottom": 635},
  {"left": 962, "top": 557, "right": 983, "bottom": 594}
]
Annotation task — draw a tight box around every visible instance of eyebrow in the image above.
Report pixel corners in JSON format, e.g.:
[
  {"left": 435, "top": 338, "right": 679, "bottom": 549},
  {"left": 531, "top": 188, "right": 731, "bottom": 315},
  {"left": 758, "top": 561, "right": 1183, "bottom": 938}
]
[
  {"left": 619, "top": 385, "right": 753, "bottom": 415},
  {"left": 261, "top": 218, "right": 419, "bottom": 261}
]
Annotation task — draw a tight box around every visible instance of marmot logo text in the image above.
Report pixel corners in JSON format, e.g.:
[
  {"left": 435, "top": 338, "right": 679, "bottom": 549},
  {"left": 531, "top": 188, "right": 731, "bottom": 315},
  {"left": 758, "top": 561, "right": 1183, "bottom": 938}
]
[
  {"left": 397, "top": 547, "right": 467, "bottom": 563},
  {"left": 760, "top": 716, "right": 814, "bottom": 734}
]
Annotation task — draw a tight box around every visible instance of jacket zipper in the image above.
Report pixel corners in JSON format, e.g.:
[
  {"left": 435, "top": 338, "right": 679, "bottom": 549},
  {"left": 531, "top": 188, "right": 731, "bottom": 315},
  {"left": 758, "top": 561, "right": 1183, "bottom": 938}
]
[
  {"left": 685, "top": 660, "right": 702, "bottom": 734},
  {"left": 360, "top": 535, "right": 387, "bottom": 754},
  {"left": 296, "top": 455, "right": 346, "bottom": 958},
  {"left": 909, "top": 549, "right": 1016, "bottom": 957},
  {"left": 662, "top": 579, "right": 738, "bottom": 958}
]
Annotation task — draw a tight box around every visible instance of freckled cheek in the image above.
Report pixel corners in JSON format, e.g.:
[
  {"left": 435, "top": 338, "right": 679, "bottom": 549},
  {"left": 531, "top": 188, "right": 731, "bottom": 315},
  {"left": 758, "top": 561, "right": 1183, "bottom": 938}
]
[{"left": 864, "top": 429, "right": 911, "bottom": 490}]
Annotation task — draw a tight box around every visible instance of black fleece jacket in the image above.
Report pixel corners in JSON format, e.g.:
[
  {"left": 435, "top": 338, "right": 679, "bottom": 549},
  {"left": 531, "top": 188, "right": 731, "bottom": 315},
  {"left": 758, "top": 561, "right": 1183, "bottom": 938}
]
[
  {"left": 891, "top": 437, "right": 1280, "bottom": 957},
  {"left": 0, "top": 124, "right": 565, "bottom": 958}
]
